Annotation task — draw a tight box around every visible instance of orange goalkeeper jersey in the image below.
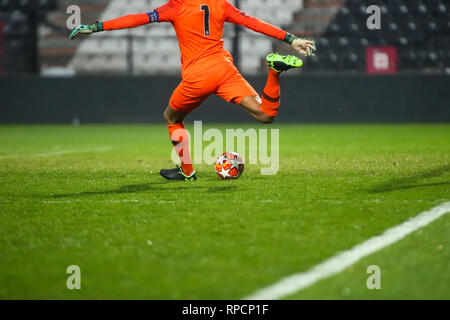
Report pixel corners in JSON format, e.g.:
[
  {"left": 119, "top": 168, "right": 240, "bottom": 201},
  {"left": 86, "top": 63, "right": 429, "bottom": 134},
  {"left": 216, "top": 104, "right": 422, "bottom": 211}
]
[{"left": 103, "top": 0, "right": 287, "bottom": 74}]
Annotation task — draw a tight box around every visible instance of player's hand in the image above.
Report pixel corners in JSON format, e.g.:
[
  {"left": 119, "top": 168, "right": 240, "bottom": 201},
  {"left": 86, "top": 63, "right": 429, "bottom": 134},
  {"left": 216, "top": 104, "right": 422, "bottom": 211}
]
[
  {"left": 291, "top": 38, "right": 316, "bottom": 57},
  {"left": 69, "top": 22, "right": 102, "bottom": 40}
]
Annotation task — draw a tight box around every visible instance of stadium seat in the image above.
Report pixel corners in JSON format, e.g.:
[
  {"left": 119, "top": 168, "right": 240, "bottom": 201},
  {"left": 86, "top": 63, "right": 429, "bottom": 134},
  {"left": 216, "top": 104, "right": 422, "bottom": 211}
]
[
  {"left": 68, "top": 0, "right": 450, "bottom": 74},
  {"left": 314, "top": 0, "right": 450, "bottom": 72},
  {"left": 70, "top": 0, "right": 304, "bottom": 74}
]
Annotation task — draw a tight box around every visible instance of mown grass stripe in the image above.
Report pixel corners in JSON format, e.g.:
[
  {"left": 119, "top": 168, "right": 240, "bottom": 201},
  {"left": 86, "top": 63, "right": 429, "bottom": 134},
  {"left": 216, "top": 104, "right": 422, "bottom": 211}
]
[{"left": 0, "top": 147, "right": 111, "bottom": 159}]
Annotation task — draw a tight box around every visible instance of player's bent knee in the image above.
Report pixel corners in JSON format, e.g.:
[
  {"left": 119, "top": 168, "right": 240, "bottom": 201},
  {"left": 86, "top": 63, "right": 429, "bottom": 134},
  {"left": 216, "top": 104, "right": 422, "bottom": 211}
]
[
  {"left": 164, "top": 105, "right": 184, "bottom": 125},
  {"left": 259, "top": 113, "right": 274, "bottom": 124},
  {"left": 163, "top": 110, "right": 173, "bottom": 124},
  {"left": 256, "top": 110, "right": 274, "bottom": 124}
]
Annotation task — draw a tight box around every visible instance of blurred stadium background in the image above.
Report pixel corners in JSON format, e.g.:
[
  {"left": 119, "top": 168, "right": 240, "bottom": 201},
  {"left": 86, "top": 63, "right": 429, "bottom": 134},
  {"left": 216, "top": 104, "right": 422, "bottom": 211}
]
[{"left": 0, "top": 0, "right": 449, "bottom": 122}]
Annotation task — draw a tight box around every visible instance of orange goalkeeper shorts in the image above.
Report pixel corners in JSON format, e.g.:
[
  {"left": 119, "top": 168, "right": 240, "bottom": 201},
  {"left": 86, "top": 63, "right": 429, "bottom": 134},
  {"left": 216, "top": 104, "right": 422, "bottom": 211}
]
[{"left": 169, "top": 53, "right": 258, "bottom": 113}]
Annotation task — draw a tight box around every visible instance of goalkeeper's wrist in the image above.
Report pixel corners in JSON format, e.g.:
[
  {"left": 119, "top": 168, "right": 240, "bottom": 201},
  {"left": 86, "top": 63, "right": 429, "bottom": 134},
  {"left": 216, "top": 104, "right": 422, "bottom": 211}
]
[
  {"left": 284, "top": 32, "right": 298, "bottom": 45},
  {"left": 90, "top": 21, "right": 104, "bottom": 33}
]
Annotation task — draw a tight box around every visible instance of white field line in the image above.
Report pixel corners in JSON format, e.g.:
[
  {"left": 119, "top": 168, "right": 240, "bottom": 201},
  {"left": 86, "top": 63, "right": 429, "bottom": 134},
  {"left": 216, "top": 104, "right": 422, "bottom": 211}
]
[
  {"left": 244, "top": 201, "right": 450, "bottom": 300},
  {"left": 0, "top": 147, "right": 111, "bottom": 159}
]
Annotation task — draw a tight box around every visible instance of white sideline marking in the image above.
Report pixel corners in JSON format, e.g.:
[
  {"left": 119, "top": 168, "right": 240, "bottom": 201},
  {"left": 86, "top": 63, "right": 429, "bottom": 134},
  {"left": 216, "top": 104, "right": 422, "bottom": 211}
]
[
  {"left": 0, "top": 147, "right": 111, "bottom": 159},
  {"left": 244, "top": 202, "right": 450, "bottom": 300}
]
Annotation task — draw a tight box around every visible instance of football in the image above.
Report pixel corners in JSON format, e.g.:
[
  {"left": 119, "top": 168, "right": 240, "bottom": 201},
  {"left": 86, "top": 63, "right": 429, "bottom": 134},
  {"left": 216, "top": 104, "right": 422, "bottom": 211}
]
[{"left": 215, "top": 151, "right": 245, "bottom": 179}]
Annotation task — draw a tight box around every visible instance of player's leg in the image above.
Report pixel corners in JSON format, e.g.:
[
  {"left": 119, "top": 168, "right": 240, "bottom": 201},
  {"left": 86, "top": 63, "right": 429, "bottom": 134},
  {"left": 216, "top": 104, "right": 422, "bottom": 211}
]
[
  {"left": 160, "top": 81, "right": 209, "bottom": 181},
  {"left": 239, "top": 95, "right": 274, "bottom": 124},
  {"left": 160, "top": 105, "right": 197, "bottom": 181},
  {"left": 216, "top": 53, "right": 302, "bottom": 124},
  {"left": 244, "top": 54, "right": 303, "bottom": 121},
  {"left": 215, "top": 66, "right": 271, "bottom": 123},
  {"left": 239, "top": 65, "right": 282, "bottom": 123}
]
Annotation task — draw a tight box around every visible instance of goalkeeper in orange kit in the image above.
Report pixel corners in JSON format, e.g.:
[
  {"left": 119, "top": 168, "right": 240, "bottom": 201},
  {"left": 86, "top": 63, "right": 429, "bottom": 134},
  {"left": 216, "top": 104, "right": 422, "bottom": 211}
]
[{"left": 70, "top": 0, "right": 316, "bottom": 181}]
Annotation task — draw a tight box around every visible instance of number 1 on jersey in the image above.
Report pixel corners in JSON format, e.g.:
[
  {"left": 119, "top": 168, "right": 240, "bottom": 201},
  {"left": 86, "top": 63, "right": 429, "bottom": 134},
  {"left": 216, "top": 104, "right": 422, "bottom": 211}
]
[{"left": 201, "top": 5, "right": 210, "bottom": 36}]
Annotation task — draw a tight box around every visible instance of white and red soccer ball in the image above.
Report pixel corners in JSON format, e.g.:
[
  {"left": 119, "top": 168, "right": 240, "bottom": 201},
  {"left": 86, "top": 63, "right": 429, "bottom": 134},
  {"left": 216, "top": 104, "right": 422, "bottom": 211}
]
[{"left": 215, "top": 151, "right": 244, "bottom": 179}]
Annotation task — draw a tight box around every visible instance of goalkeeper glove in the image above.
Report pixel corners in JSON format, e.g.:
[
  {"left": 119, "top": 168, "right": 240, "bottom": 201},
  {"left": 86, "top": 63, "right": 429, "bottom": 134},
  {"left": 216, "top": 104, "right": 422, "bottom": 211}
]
[
  {"left": 285, "top": 33, "right": 316, "bottom": 57},
  {"left": 70, "top": 22, "right": 103, "bottom": 40}
]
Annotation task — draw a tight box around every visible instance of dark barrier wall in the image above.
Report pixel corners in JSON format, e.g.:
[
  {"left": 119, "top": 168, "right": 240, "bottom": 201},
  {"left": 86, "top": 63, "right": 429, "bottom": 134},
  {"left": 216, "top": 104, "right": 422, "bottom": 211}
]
[{"left": 0, "top": 74, "right": 449, "bottom": 123}]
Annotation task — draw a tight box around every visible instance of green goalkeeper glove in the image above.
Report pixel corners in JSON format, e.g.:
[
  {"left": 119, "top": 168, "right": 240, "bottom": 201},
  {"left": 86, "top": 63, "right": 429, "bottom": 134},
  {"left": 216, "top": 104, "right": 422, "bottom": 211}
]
[{"left": 69, "top": 22, "right": 103, "bottom": 40}]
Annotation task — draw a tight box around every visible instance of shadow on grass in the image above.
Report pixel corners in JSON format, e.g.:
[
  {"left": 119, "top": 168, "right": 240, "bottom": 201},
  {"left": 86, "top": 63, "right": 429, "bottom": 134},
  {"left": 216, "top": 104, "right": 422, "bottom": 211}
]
[
  {"left": 369, "top": 164, "right": 450, "bottom": 193},
  {"left": 51, "top": 181, "right": 237, "bottom": 198}
]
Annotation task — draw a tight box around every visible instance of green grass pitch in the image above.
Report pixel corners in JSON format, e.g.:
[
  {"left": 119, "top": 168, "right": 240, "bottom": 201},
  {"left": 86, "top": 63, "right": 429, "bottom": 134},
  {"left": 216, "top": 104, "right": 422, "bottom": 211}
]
[{"left": 0, "top": 124, "right": 449, "bottom": 299}]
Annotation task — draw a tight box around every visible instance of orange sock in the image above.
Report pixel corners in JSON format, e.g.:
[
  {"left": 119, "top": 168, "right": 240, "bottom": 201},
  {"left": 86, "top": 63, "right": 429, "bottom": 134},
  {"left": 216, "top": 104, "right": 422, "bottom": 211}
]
[
  {"left": 260, "top": 68, "right": 281, "bottom": 117},
  {"left": 167, "top": 122, "right": 194, "bottom": 176}
]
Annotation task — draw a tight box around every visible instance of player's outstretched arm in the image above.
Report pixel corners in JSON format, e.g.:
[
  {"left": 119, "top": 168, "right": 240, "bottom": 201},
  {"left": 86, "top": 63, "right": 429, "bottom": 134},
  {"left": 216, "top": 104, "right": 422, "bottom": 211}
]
[
  {"left": 224, "top": 1, "right": 316, "bottom": 57},
  {"left": 69, "top": 11, "right": 159, "bottom": 40}
]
